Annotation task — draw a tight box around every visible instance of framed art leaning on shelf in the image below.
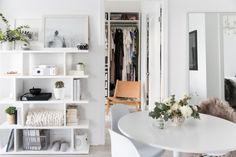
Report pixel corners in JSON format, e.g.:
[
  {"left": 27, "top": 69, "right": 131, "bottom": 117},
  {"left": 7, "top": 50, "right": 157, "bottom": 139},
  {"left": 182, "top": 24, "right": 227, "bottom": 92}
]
[{"left": 43, "top": 15, "right": 89, "bottom": 49}]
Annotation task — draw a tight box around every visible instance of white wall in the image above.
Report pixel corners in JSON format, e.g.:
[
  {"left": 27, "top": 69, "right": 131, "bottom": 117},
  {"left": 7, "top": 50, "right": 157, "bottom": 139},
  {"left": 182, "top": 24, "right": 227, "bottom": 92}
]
[
  {"left": 0, "top": 0, "right": 105, "bottom": 145},
  {"left": 205, "top": 13, "right": 222, "bottom": 99},
  {"left": 189, "top": 13, "right": 207, "bottom": 105},
  {"left": 168, "top": 0, "right": 236, "bottom": 98}
]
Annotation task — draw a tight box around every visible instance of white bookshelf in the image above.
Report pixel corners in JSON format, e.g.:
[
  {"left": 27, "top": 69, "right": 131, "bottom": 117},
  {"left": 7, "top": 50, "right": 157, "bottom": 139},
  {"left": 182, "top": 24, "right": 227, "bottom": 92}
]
[{"left": 0, "top": 49, "right": 90, "bottom": 155}]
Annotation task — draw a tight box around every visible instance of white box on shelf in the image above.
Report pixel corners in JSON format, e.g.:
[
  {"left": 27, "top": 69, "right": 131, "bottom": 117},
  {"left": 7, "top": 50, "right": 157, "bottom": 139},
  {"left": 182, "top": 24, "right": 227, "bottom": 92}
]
[{"left": 32, "top": 65, "right": 57, "bottom": 76}]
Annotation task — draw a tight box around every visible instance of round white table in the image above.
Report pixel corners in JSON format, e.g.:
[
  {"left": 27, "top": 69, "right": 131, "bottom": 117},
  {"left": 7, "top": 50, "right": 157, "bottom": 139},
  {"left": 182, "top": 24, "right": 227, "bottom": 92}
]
[{"left": 118, "top": 111, "right": 236, "bottom": 157}]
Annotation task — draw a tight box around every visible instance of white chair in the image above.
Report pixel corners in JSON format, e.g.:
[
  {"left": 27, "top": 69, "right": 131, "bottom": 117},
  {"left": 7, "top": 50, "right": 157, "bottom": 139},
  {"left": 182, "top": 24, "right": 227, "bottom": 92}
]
[
  {"left": 110, "top": 104, "right": 165, "bottom": 157},
  {"left": 109, "top": 129, "right": 140, "bottom": 157}
]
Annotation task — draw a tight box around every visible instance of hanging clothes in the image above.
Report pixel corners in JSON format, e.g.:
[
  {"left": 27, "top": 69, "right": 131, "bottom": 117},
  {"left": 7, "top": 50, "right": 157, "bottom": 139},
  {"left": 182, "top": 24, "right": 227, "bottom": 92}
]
[
  {"left": 109, "top": 26, "right": 139, "bottom": 90},
  {"left": 114, "top": 29, "right": 124, "bottom": 81},
  {"left": 122, "top": 28, "right": 132, "bottom": 81}
]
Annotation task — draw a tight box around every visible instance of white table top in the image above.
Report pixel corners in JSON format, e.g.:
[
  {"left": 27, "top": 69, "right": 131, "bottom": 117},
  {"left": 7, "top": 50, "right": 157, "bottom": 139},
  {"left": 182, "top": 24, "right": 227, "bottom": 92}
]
[{"left": 118, "top": 111, "right": 236, "bottom": 154}]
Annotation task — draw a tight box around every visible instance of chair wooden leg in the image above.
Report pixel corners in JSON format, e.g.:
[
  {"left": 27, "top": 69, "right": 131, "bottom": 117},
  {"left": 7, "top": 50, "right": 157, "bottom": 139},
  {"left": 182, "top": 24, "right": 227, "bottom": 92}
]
[
  {"left": 106, "top": 100, "right": 110, "bottom": 115},
  {"left": 135, "top": 104, "right": 139, "bottom": 112}
]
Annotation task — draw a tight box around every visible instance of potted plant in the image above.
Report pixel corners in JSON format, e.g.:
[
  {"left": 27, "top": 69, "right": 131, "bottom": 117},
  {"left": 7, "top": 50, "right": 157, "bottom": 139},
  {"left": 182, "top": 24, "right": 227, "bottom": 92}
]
[
  {"left": 54, "top": 81, "right": 65, "bottom": 100},
  {"left": 0, "top": 13, "right": 32, "bottom": 50},
  {"left": 149, "top": 95, "right": 200, "bottom": 129},
  {"left": 5, "top": 106, "right": 16, "bottom": 124}
]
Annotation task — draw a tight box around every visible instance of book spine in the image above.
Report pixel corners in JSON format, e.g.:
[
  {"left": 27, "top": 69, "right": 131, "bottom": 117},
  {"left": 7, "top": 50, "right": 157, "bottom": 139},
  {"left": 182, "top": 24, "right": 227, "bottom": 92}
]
[
  {"left": 17, "top": 108, "right": 21, "bottom": 125},
  {"left": 73, "top": 79, "right": 77, "bottom": 101},
  {"left": 76, "top": 79, "right": 81, "bottom": 101}
]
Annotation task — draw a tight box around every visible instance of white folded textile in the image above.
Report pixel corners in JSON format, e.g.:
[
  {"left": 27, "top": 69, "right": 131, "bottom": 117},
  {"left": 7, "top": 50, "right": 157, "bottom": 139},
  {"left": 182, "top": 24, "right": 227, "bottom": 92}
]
[{"left": 26, "top": 109, "right": 64, "bottom": 127}]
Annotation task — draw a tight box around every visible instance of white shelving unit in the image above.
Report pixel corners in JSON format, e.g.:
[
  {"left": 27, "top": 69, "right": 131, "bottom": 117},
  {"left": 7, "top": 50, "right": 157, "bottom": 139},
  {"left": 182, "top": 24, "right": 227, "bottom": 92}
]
[{"left": 0, "top": 49, "right": 90, "bottom": 155}]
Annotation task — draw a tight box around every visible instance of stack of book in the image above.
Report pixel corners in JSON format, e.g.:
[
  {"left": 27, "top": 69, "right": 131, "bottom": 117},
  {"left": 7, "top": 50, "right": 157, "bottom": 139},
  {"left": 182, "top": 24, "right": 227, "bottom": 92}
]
[{"left": 66, "top": 105, "right": 79, "bottom": 126}]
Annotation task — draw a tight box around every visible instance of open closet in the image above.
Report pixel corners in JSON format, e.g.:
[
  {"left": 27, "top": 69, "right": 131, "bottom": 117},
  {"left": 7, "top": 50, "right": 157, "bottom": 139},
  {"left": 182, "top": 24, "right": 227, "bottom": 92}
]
[
  {"left": 105, "top": 12, "right": 141, "bottom": 97},
  {"left": 104, "top": 0, "right": 166, "bottom": 110}
]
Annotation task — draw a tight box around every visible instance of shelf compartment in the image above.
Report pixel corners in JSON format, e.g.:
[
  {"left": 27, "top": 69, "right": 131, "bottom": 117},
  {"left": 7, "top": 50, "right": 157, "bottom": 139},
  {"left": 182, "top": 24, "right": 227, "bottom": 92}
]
[
  {"left": 65, "top": 103, "right": 89, "bottom": 127},
  {"left": 0, "top": 129, "right": 15, "bottom": 153},
  {"left": 73, "top": 129, "right": 90, "bottom": 154},
  {"left": 65, "top": 53, "right": 88, "bottom": 76},
  {"left": 15, "top": 78, "right": 73, "bottom": 101},
  {"left": 0, "top": 104, "right": 22, "bottom": 126},
  {"left": 23, "top": 53, "right": 65, "bottom": 76},
  {"left": 23, "top": 103, "right": 65, "bottom": 127},
  {"left": 16, "top": 129, "right": 72, "bottom": 153},
  {"left": 0, "top": 78, "right": 15, "bottom": 101},
  {"left": 0, "top": 53, "right": 23, "bottom": 76}
]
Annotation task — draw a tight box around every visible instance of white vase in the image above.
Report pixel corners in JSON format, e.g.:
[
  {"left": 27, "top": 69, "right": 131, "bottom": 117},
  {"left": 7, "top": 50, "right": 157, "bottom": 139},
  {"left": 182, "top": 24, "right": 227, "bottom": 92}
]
[
  {"left": 2, "top": 41, "right": 13, "bottom": 50},
  {"left": 54, "top": 88, "right": 65, "bottom": 100},
  {"left": 7, "top": 114, "right": 16, "bottom": 124},
  {"left": 75, "top": 132, "right": 88, "bottom": 150}
]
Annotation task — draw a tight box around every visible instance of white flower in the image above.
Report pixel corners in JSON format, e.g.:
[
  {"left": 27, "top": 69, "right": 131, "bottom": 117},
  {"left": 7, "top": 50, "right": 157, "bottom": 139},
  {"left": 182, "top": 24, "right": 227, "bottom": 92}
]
[
  {"left": 180, "top": 106, "right": 193, "bottom": 118},
  {"left": 171, "top": 103, "right": 180, "bottom": 111},
  {"left": 193, "top": 105, "right": 198, "bottom": 111}
]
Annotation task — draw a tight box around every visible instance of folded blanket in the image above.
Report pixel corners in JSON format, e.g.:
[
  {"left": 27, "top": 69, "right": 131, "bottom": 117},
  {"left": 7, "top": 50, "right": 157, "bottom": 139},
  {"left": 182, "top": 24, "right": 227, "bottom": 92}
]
[{"left": 26, "top": 109, "right": 64, "bottom": 127}]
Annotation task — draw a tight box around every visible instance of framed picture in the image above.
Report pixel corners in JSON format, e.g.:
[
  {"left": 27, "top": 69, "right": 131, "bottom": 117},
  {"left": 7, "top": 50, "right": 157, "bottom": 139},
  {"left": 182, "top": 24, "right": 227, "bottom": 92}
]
[
  {"left": 44, "top": 15, "right": 89, "bottom": 49},
  {"left": 189, "top": 30, "right": 198, "bottom": 71},
  {"left": 15, "top": 19, "right": 43, "bottom": 50}
]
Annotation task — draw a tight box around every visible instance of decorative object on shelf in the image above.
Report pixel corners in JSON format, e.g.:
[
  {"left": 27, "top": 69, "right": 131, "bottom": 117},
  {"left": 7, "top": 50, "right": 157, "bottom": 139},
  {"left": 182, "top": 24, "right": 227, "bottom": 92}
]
[
  {"left": 5, "top": 106, "right": 17, "bottom": 124},
  {"left": 20, "top": 92, "right": 52, "bottom": 101},
  {"left": 52, "top": 140, "right": 70, "bottom": 152},
  {"left": 6, "top": 71, "right": 18, "bottom": 75},
  {"left": 44, "top": 15, "right": 89, "bottom": 48},
  {"left": 69, "top": 62, "right": 86, "bottom": 76},
  {"left": 75, "top": 130, "right": 88, "bottom": 151},
  {"left": 23, "top": 129, "right": 50, "bottom": 150},
  {"left": 21, "top": 43, "right": 30, "bottom": 50},
  {"left": 26, "top": 109, "right": 64, "bottom": 127},
  {"left": 54, "top": 81, "right": 65, "bottom": 100},
  {"left": 76, "top": 63, "right": 85, "bottom": 72},
  {"left": 0, "top": 13, "right": 32, "bottom": 50},
  {"left": 29, "top": 87, "right": 41, "bottom": 95},
  {"left": 32, "top": 65, "right": 57, "bottom": 76},
  {"left": 73, "top": 79, "right": 81, "bottom": 101},
  {"left": 77, "top": 43, "right": 88, "bottom": 50},
  {"left": 149, "top": 95, "right": 200, "bottom": 128},
  {"left": 66, "top": 104, "right": 79, "bottom": 126},
  {"left": 15, "top": 18, "right": 43, "bottom": 50}
]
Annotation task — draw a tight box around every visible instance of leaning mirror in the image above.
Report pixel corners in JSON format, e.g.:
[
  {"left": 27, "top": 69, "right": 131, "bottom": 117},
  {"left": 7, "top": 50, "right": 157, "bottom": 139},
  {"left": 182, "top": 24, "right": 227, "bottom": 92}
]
[{"left": 188, "top": 13, "right": 236, "bottom": 109}]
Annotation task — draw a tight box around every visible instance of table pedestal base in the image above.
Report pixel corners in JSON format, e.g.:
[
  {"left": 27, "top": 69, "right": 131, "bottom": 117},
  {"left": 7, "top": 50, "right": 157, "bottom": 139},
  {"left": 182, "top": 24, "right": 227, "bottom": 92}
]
[{"left": 173, "top": 151, "right": 181, "bottom": 157}]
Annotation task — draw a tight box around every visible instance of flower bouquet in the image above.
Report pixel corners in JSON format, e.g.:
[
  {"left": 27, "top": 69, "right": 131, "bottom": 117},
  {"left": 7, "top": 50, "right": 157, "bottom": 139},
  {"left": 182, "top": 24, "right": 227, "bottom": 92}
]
[{"left": 149, "top": 95, "right": 200, "bottom": 128}]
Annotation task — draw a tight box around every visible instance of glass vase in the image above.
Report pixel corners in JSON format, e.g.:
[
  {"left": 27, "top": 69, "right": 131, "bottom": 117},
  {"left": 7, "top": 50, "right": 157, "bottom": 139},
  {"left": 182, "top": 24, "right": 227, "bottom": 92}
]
[
  {"left": 153, "top": 118, "right": 165, "bottom": 129},
  {"left": 171, "top": 117, "right": 185, "bottom": 126}
]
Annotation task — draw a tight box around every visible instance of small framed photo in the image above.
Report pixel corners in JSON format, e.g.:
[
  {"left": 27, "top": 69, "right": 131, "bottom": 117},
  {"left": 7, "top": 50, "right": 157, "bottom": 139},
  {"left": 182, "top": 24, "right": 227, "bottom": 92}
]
[
  {"left": 189, "top": 30, "right": 198, "bottom": 71},
  {"left": 43, "top": 15, "right": 89, "bottom": 49},
  {"left": 15, "top": 19, "right": 43, "bottom": 50}
]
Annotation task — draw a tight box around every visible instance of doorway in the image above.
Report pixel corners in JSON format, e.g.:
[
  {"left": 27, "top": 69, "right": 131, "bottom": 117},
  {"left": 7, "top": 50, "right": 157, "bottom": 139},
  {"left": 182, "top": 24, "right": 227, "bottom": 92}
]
[{"left": 104, "top": 0, "right": 167, "bottom": 112}]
